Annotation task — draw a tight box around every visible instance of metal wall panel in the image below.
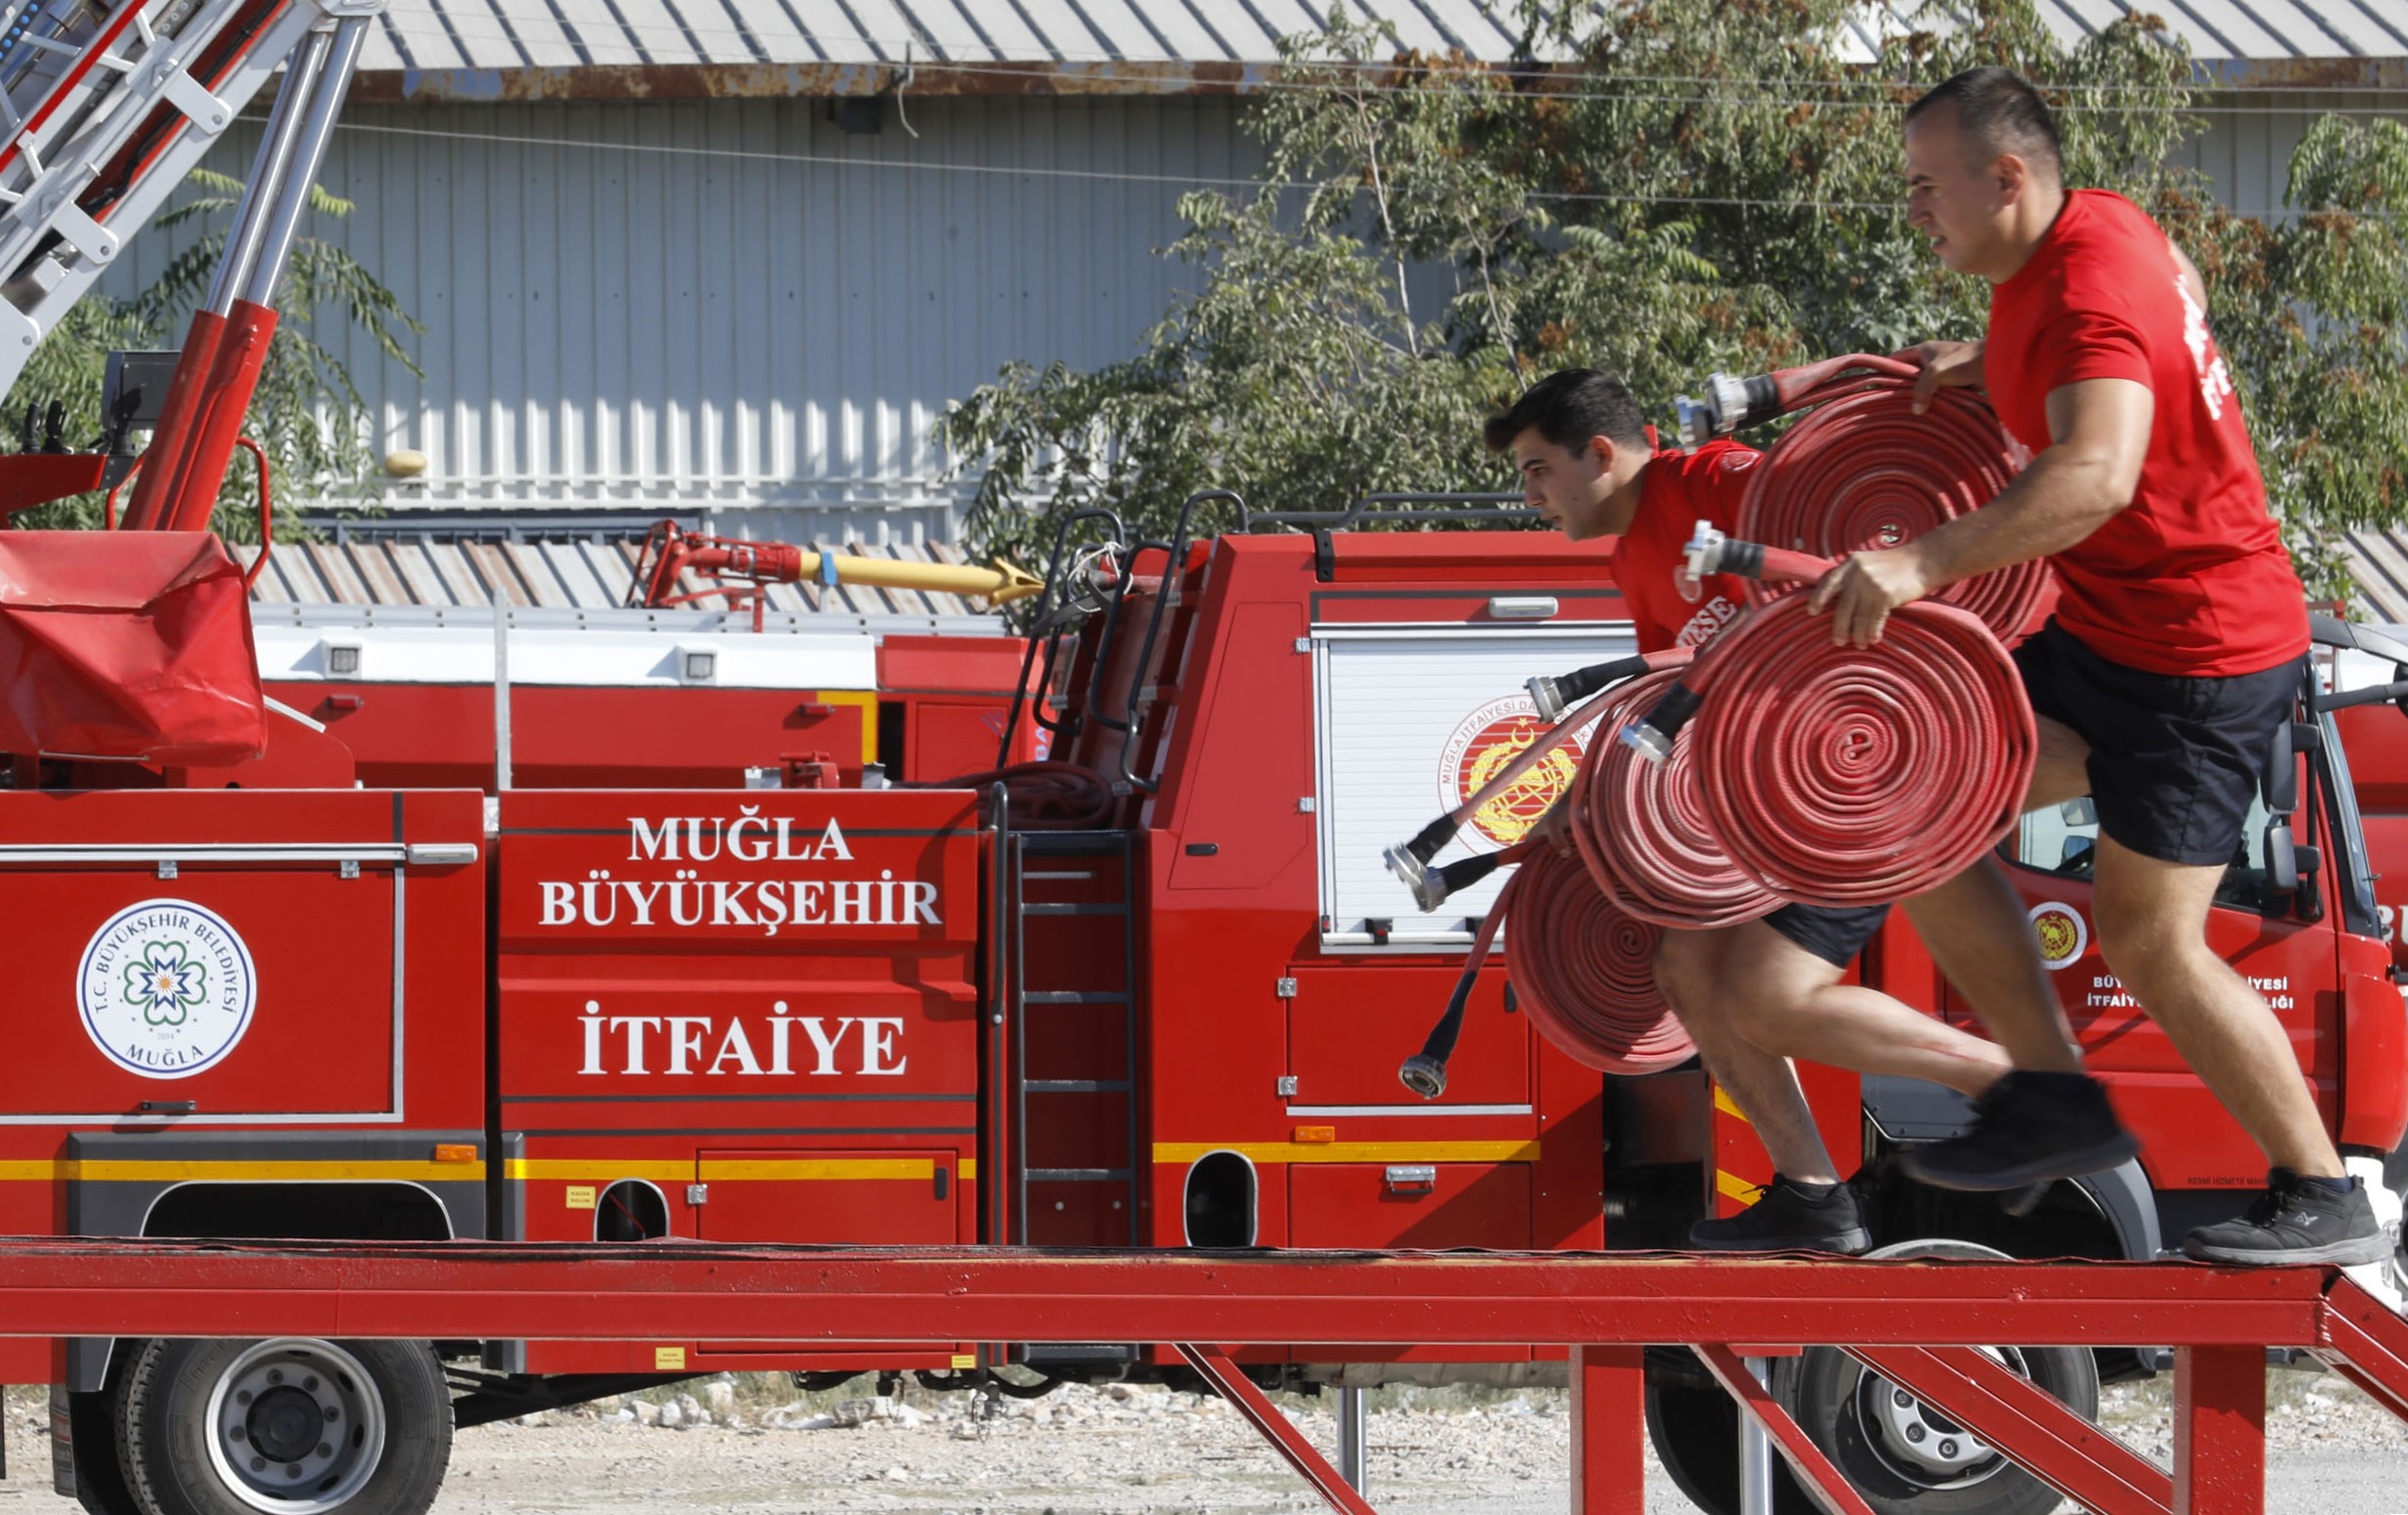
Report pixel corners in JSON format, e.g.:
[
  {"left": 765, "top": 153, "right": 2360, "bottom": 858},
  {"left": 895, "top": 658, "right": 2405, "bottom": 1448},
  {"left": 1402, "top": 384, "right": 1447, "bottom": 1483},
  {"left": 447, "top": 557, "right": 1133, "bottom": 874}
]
[{"left": 101, "top": 95, "right": 1262, "bottom": 540}]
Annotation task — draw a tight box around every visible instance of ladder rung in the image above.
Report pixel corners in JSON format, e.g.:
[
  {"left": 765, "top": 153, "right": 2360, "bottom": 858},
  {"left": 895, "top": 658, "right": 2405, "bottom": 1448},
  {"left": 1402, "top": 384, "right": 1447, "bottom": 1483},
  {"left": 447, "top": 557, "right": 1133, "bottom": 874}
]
[
  {"left": 1022, "top": 902, "right": 1128, "bottom": 915},
  {"left": 1023, "top": 1079, "right": 1131, "bottom": 1093},
  {"left": 1025, "top": 1168, "right": 1134, "bottom": 1182},
  {"left": 1023, "top": 991, "right": 1129, "bottom": 1005}
]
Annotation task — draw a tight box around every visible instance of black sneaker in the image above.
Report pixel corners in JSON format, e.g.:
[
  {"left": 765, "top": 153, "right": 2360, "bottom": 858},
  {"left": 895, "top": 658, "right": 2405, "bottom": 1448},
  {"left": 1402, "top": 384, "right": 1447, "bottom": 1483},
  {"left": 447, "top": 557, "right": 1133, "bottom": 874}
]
[
  {"left": 1689, "top": 1176, "right": 1872, "bottom": 1255},
  {"left": 1896, "top": 1071, "right": 2140, "bottom": 1192},
  {"left": 2182, "top": 1169, "right": 2392, "bottom": 1266}
]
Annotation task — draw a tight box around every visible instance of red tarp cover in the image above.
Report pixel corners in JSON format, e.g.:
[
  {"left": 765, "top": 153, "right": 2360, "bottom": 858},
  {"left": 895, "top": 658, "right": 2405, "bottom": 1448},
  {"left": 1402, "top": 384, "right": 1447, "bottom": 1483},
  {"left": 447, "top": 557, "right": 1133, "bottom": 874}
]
[{"left": 0, "top": 531, "right": 265, "bottom": 764}]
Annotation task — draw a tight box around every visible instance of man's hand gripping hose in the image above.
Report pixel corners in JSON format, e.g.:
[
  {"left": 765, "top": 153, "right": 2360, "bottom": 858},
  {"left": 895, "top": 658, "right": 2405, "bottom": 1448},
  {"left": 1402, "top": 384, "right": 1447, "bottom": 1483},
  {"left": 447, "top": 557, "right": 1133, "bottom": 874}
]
[{"left": 1621, "top": 527, "right": 2037, "bottom": 905}]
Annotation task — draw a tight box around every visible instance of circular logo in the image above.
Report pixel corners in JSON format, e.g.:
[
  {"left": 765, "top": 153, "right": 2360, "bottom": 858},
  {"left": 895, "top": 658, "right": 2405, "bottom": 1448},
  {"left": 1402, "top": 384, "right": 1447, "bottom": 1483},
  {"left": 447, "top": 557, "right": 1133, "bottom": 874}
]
[
  {"left": 1439, "top": 695, "right": 1586, "bottom": 851},
  {"left": 2028, "top": 901, "right": 2090, "bottom": 971},
  {"left": 78, "top": 899, "right": 257, "bottom": 1078}
]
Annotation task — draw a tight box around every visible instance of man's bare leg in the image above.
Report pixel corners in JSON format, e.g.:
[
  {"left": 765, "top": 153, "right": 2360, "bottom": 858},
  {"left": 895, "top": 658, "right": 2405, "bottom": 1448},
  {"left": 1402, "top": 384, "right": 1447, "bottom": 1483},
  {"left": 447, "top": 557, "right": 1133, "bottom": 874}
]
[
  {"left": 1654, "top": 928, "right": 1842, "bottom": 1186},
  {"left": 2091, "top": 837, "right": 2344, "bottom": 1177},
  {"left": 1714, "top": 921, "right": 2012, "bottom": 1097},
  {"left": 1896, "top": 714, "right": 2095, "bottom": 1072},
  {"left": 1894, "top": 715, "right": 2142, "bottom": 1190}
]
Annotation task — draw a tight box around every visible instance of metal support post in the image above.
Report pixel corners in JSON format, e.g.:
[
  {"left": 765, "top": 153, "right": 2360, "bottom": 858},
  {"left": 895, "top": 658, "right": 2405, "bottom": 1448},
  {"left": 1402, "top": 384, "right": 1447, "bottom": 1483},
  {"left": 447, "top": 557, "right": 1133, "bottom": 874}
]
[
  {"left": 493, "top": 604, "right": 512, "bottom": 791},
  {"left": 1174, "top": 1346, "right": 1376, "bottom": 1515},
  {"left": 1569, "top": 1346, "right": 1643, "bottom": 1515},
  {"left": 1335, "top": 1385, "right": 1367, "bottom": 1494},
  {"left": 1736, "top": 1356, "right": 1775, "bottom": 1515},
  {"left": 2173, "top": 1346, "right": 2263, "bottom": 1515}
]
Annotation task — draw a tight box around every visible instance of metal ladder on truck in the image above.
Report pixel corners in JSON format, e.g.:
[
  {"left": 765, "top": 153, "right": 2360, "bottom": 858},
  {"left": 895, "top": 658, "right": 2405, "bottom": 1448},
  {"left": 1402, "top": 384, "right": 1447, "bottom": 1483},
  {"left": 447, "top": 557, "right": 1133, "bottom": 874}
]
[{"left": 0, "top": 0, "right": 382, "bottom": 525}]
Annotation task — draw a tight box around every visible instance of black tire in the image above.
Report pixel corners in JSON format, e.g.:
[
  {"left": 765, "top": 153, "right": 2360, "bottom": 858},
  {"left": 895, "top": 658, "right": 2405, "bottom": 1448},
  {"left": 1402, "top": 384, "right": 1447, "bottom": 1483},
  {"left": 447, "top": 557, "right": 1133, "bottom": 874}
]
[
  {"left": 1787, "top": 1241, "right": 2098, "bottom": 1515},
  {"left": 117, "top": 1338, "right": 450, "bottom": 1515},
  {"left": 1643, "top": 1347, "right": 1815, "bottom": 1515},
  {"left": 65, "top": 1376, "right": 145, "bottom": 1515},
  {"left": 1788, "top": 1342, "right": 2095, "bottom": 1515}
]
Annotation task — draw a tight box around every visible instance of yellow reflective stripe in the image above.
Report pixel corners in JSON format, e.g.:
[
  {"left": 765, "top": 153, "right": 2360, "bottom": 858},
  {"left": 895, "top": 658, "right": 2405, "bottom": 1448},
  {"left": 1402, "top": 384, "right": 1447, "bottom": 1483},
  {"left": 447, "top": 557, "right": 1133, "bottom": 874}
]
[
  {"left": 507, "top": 1160, "right": 685, "bottom": 1182},
  {"left": 0, "top": 1160, "right": 486, "bottom": 1182},
  {"left": 1151, "top": 1141, "right": 1540, "bottom": 1166},
  {"left": 1712, "top": 1086, "right": 1751, "bottom": 1124},
  {"left": 506, "top": 1158, "right": 948, "bottom": 1183},
  {"left": 1716, "top": 1169, "right": 1758, "bottom": 1202},
  {"left": 958, "top": 1158, "right": 977, "bottom": 1180}
]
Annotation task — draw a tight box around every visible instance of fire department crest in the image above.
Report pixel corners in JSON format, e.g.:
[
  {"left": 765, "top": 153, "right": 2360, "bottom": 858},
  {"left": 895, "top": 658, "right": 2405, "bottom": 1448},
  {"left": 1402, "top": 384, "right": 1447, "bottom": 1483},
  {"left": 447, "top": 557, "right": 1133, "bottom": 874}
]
[
  {"left": 2028, "top": 901, "right": 2089, "bottom": 971},
  {"left": 77, "top": 899, "right": 258, "bottom": 1078},
  {"left": 1439, "top": 695, "right": 1586, "bottom": 852}
]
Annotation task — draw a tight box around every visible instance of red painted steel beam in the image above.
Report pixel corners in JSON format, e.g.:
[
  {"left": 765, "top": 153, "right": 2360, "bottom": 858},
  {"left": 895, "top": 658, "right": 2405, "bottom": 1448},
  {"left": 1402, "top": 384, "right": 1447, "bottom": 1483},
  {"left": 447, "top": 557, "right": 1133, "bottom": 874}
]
[
  {"left": 1847, "top": 1345, "right": 2175, "bottom": 1515},
  {"left": 2174, "top": 1346, "right": 2264, "bottom": 1515},
  {"left": 1569, "top": 1346, "right": 1643, "bottom": 1515},
  {"left": 1692, "top": 1345, "right": 1880, "bottom": 1515},
  {"left": 0, "top": 1242, "right": 2339, "bottom": 1347},
  {"left": 2312, "top": 1277, "right": 2408, "bottom": 1422},
  {"left": 1176, "top": 1346, "right": 1377, "bottom": 1515}
]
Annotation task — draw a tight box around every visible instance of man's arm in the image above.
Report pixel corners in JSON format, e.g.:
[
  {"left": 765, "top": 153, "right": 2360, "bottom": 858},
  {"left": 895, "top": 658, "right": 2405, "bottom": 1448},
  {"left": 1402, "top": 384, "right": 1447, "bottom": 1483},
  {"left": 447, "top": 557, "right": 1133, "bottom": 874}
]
[{"left": 1810, "top": 376, "right": 2154, "bottom": 648}]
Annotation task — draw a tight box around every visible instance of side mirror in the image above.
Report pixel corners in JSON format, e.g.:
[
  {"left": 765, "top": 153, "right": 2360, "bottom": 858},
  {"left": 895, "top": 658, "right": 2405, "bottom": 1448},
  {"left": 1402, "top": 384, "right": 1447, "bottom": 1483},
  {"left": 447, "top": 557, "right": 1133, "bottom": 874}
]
[{"left": 2263, "top": 819, "right": 2298, "bottom": 896}]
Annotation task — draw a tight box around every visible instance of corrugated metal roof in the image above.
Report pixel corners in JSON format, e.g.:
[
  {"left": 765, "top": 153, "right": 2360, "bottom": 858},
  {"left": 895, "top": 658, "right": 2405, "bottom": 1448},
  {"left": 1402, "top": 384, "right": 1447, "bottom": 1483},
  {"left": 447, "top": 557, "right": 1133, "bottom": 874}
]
[
  {"left": 351, "top": 0, "right": 2408, "bottom": 98},
  {"left": 236, "top": 533, "right": 994, "bottom": 619}
]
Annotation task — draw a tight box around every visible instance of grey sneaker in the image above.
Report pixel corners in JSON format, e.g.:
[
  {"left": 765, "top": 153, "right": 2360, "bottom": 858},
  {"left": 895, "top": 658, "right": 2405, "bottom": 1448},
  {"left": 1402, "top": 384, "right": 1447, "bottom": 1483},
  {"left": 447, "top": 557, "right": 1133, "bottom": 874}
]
[{"left": 2183, "top": 1168, "right": 2392, "bottom": 1266}]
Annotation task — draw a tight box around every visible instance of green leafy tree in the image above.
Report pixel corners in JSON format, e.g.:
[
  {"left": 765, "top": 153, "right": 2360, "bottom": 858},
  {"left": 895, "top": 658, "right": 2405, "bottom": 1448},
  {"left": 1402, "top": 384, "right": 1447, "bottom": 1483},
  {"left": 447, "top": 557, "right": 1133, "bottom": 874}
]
[
  {"left": 941, "top": 0, "right": 2406, "bottom": 604},
  {"left": 6, "top": 168, "right": 422, "bottom": 541}
]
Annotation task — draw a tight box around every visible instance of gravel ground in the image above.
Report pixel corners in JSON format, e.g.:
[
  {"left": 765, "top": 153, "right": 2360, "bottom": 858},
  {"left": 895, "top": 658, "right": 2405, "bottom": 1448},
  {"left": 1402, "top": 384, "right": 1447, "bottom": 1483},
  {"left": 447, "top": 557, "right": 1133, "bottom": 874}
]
[{"left": 2, "top": 1369, "right": 2402, "bottom": 1514}]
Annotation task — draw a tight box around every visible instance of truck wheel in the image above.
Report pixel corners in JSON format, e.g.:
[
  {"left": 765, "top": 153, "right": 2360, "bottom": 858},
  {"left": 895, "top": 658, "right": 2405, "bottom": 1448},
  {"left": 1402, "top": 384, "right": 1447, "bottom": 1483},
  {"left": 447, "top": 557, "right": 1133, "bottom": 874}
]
[
  {"left": 1643, "top": 1348, "right": 1814, "bottom": 1515},
  {"left": 1787, "top": 1241, "right": 2099, "bottom": 1515},
  {"left": 117, "top": 1338, "right": 450, "bottom": 1515},
  {"left": 67, "top": 1382, "right": 144, "bottom": 1515}
]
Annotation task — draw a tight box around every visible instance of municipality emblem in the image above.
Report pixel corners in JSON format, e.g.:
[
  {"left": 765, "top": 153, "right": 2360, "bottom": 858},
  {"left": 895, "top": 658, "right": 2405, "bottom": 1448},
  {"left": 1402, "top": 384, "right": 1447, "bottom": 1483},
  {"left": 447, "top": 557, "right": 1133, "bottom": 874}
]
[
  {"left": 2028, "top": 901, "right": 2090, "bottom": 972},
  {"left": 1439, "top": 694, "right": 1586, "bottom": 852},
  {"left": 78, "top": 899, "right": 257, "bottom": 1077}
]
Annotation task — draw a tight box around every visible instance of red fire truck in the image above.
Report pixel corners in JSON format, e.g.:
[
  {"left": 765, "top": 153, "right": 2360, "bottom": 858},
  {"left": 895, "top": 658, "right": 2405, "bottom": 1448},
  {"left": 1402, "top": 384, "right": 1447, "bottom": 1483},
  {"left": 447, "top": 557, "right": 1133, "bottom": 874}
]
[{"left": 0, "top": 1, "right": 2400, "bottom": 1513}]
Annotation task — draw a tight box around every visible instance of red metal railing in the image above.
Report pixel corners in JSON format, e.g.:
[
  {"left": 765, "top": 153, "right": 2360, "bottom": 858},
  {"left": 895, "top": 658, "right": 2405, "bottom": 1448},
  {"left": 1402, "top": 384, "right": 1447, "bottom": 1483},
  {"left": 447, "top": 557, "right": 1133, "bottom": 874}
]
[{"left": 0, "top": 1241, "right": 2397, "bottom": 1515}]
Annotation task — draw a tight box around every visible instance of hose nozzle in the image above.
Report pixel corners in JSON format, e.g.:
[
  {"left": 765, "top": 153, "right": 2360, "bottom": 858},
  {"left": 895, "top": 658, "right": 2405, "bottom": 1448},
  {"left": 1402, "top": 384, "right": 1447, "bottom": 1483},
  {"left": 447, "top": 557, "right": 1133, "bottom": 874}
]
[
  {"left": 1526, "top": 652, "right": 1650, "bottom": 726},
  {"left": 1683, "top": 522, "right": 1766, "bottom": 580},
  {"left": 1383, "top": 816, "right": 1460, "bottom": 902},
  {"left": 1619, "top": 683, "right": 1703, "bottom": 768},
  {"left": 1526, "top": 673, "right": 1569, "bottom": 724},
  {"left": 1674, "top": 394, "right": 1717, "bottom": 450},
  {"left": 1410, "top": 851, "right": 1507, "bottom": 912},
  {"left": 1398, "top": 1053, "right": 1449, "bottom": 1100}
]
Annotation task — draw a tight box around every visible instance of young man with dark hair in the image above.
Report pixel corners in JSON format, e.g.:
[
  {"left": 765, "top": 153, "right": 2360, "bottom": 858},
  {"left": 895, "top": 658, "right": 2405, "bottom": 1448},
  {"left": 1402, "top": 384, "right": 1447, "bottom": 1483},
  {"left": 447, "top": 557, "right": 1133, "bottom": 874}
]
[
  {"left": 1484, "top": 368, "right": 2013, "bottom": 1252},
  {"left": 1811, "top": 66, "right": 2387, "bottom": 1263}
]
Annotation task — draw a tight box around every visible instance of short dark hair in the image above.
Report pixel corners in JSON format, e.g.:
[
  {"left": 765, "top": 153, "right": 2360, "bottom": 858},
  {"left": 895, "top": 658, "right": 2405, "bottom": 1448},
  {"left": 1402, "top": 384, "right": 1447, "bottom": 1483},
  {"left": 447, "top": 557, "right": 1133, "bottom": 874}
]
[
  {"left": 1482, "top": 368, "right": 1648, "bottom": 455},
  {"left": 1906, "top": 66, "right": 2062, "bottom": 179}
]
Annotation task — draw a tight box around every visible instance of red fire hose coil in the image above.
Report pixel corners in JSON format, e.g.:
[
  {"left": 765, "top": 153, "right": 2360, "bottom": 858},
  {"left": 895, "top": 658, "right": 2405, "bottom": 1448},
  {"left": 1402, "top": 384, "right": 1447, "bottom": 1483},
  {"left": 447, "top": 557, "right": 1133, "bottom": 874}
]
[
  {"left": 1499, "top": 846, "right": 1693, "bottom": 1073},
  {"left": 1687, "top": 593, "right": 2036, "bottom": 905},
  {"left": 1568, "top": 666, "right": 1779, "bottom": 929},
  {"left": 1735, "top": 375, "right": 2051, "bottom": 645}
]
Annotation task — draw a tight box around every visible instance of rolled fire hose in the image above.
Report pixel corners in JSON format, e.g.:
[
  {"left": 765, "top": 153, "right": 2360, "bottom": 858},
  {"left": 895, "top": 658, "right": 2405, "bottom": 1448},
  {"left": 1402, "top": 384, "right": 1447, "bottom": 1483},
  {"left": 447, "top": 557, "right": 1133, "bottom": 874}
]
[
  {"left": 1683, "top": 355, "right": 2051, "bottom": 644},
  {"left": 1565, "top": 663, "right": 1780, "bottom": 929},
  {"left": 1621, "top": 539, "right": 2037, "bottom": 905},
  {"left": 1398, "top": 843, "right": 1688, "bottom": 1098}
]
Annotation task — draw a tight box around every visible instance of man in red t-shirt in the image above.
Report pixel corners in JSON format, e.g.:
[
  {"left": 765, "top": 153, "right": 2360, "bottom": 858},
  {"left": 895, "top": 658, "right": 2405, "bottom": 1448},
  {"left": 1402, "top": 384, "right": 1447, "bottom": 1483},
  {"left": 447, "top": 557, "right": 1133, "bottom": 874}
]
[
  {"left": 1812, "top": 67, "right": 2384, "bottom": 1264},
  {"left": 1484, "top": 369, "right": 2013, "bottom": 1252}
]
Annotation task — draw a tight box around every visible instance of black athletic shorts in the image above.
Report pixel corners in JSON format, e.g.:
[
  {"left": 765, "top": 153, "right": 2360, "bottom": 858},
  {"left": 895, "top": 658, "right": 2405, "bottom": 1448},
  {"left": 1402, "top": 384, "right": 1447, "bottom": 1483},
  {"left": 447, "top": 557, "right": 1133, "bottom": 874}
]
[
  {"left": 1763, "top": 903, "right": 1890, "bottom": 968},
  {"left": 2012, "top": 619, "right": 2305, "bottom": 867}
]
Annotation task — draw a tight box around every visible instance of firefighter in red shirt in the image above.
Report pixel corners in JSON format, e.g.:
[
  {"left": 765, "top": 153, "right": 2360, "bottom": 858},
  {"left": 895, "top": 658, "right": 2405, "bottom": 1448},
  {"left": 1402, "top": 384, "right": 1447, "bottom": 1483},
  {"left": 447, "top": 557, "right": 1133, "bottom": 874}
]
[
  {"left": 1814, "top": 67, "right": 2387, "bottom": 1264},
  {"left": 1485, "top": 369, "right": 2014, "bottom": 1252}
]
